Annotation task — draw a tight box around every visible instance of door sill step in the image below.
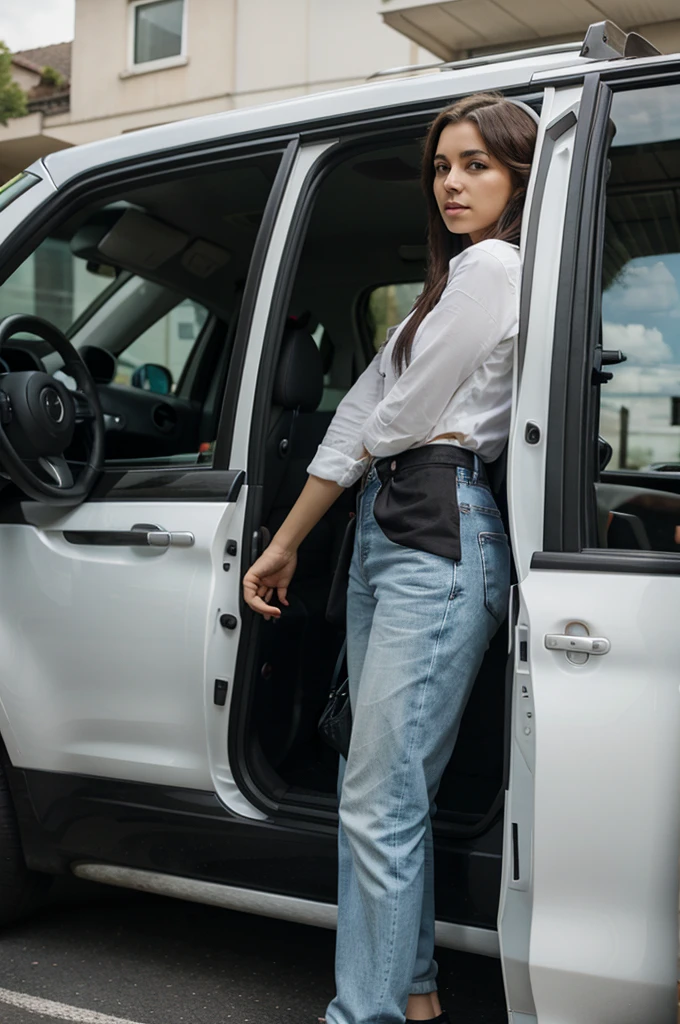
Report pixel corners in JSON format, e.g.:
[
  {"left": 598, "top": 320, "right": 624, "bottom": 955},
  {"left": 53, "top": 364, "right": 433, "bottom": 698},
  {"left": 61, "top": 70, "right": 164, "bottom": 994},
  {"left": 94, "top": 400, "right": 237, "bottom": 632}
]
[{"left": 72, "top": 862, "right": 499, "bottom": 957}]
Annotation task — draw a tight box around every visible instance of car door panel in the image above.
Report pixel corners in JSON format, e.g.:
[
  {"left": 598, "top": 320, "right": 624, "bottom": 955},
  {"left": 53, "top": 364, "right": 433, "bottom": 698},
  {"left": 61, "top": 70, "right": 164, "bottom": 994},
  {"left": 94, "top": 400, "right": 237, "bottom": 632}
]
[
  {"left": 0, "top": 495, "right": 239, "bottom": 789},
  {"left": 499, "top": 81, "right": 583, "bottom": 1024},
  {"left": 522, "top": 567, "right": 679, "bottom": 1023},
  {"left": 0, "top": 142, "right": 297, "bottom": 824},
  {"left": 504, "top": 71, "right": 680, "bottom": 1023}
]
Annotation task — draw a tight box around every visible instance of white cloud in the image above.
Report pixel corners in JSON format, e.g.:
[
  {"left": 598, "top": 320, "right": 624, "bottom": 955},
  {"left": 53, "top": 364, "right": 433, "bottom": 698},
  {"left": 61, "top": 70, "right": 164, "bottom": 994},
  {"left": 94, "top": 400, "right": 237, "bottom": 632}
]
[
  {"left": 1, "top": 0, "right": 74, "bottom": 51},
  {"left": 616, "top": 261, "right": 680, "bottom": 312},
  {"left": 604, "top": 364, "right": 680, "bottom": 397},
  {"left": 612, "top": 86, "right": 680, "bottom": 147},
  {"left": 603, "top": 321, "right": 673, "bottom": 366}
]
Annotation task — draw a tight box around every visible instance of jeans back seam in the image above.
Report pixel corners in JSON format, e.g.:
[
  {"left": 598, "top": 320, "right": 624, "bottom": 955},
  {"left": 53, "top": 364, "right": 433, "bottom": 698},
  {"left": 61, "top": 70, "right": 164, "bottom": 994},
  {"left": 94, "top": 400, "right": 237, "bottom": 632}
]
[{"left": 374, "top": 586, "right": 458, "bottom": 1021}]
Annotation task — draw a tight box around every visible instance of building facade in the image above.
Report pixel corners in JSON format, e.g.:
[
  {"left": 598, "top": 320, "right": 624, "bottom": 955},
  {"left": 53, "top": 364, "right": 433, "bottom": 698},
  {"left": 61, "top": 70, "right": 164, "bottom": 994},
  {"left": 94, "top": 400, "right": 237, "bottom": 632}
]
[{"left": 0, "top": 0, "right": 436, "bottom": 181}]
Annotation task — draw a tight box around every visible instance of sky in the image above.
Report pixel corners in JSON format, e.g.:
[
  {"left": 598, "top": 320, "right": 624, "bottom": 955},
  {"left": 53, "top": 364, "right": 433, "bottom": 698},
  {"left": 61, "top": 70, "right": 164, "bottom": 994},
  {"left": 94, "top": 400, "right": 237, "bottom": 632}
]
[
  {"left": 1, "top": 0, "right": 75, "bottom": 52},
  {"left": 603, "top": 256, "right": 680, "bottom": 398}
]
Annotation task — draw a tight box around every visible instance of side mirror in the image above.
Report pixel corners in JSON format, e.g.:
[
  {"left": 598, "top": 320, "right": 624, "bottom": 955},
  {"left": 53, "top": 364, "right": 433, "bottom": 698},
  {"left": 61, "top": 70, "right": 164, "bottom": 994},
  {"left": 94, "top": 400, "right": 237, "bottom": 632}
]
[
  {"left": 598, "top": 435, "right": 613, "bottom": 472},
  {"left": 130, "top": 363, "right": 173, "bottom": 395}
]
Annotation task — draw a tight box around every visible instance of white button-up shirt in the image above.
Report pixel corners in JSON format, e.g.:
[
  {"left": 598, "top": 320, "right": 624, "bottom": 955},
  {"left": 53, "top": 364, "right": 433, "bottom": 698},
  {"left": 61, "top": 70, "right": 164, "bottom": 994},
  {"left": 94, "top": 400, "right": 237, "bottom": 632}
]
[{"left": 307, "top": 239, "right": 521, "bottom": 488}]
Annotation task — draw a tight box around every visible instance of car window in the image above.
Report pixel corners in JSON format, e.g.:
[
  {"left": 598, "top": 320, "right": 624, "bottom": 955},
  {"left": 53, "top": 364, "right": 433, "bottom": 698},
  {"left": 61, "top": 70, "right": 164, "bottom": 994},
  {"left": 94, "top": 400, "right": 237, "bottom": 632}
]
[
  {"left": 599, "top": 84, "right": 680, "bottom": 473},
  {"left": 310, "top": 321, "right": 347, "bottom": 412},
  {"left": 0, "top": 150, "right": 284, "bottom": 470},
  {"left": 367, "top": 283, "right": 422, "bottom": 352},
  {"left": 115, "top": 297, "right": 209, "bottom": 389},
  {"left": 594, "top": 82, "right": 680, "bottom": 554},
  {"left": 0, "top": 172, "right": 40, "bottom": 214}
]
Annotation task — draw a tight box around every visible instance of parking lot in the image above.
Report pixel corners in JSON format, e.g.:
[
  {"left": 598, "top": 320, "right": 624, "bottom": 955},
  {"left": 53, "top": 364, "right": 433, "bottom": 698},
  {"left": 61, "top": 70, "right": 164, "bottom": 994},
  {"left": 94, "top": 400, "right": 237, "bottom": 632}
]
[{"left": 0, "top": 877, "right": 507, "bottom": 1024}]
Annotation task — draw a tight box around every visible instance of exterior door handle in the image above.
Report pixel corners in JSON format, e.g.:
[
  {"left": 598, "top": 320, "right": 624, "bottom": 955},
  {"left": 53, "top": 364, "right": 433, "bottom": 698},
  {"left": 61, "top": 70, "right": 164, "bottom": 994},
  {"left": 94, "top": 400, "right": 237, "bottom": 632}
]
[
  {"left": 145, "top": 530, "right": 195, "bottom": 548},
  {"left": 544, "top": 634, "right": 610, "bottom": 655},
  {"left": 63, "top": 524, "right": 194, "bottom": 548}
]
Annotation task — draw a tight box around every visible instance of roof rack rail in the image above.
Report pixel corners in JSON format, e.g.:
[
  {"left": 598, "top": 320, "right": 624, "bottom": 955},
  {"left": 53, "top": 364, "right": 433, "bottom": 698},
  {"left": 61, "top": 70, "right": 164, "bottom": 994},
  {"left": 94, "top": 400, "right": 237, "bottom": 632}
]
[
  {"left": 368, "top": 41, "right": 581, "bottom": 81},
  {"left": 368, "top": 18, "right": 662, "bottom": 82},
  {"left": 580, "top": 20, "right": 661, "bottom": 60}
]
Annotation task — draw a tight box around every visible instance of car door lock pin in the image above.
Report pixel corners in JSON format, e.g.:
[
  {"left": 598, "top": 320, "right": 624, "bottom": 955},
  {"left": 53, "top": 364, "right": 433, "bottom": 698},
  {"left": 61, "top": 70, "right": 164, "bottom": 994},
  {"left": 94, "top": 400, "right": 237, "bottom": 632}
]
[
  {"left": 524, "top": 422, "right": 540, "bottom": 445},
  {"left": 213, "top": 679, "right": 229, "bottom": 706}
]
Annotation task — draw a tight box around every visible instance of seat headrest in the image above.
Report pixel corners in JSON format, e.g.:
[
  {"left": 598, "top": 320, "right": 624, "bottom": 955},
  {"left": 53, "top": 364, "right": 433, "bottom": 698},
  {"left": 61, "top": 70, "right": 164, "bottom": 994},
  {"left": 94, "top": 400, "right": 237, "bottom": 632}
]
[{"left": 273, "top": 326, "right": 323, "bottom": 411}]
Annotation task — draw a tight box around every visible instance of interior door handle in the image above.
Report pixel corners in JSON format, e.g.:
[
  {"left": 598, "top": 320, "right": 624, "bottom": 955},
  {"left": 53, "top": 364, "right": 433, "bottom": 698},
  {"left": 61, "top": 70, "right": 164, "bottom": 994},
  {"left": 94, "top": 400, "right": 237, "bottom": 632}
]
[{"left": 544, "top": 634, "right": 610, "bottom": 655}]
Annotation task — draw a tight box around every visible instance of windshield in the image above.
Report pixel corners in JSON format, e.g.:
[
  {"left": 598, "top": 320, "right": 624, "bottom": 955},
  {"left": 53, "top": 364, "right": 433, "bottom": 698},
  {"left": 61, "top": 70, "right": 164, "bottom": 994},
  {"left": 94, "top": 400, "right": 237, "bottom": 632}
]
[
  {"left": 0, "top": 234, "right": 118, "bottom": 336},
  {"left": 0, "top": 172, "right": 40, "bottom": 215}
]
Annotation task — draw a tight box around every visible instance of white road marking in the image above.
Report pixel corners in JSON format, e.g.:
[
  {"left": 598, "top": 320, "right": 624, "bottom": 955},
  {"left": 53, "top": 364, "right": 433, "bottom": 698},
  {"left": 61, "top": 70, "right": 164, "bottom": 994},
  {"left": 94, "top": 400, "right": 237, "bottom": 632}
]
[{"left": 0, "top": 987, "right": 147, "bottom": 1024}]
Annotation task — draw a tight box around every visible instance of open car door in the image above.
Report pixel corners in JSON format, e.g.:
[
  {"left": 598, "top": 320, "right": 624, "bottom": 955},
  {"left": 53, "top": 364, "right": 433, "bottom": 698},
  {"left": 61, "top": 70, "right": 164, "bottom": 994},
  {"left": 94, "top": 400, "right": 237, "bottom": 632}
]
[
  {"left": 501, "top": 70, "right": 680, "bottom": 1023},
  {"left": 0, "top": 143, "right": 295, "bottom": 835}
]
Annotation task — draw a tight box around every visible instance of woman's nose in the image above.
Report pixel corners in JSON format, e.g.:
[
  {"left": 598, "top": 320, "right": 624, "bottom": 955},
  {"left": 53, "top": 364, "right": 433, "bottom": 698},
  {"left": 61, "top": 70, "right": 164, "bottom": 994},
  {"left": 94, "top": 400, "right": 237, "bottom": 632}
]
[{"left": 444, "top": 169, "right": 462, "bottom": 192}]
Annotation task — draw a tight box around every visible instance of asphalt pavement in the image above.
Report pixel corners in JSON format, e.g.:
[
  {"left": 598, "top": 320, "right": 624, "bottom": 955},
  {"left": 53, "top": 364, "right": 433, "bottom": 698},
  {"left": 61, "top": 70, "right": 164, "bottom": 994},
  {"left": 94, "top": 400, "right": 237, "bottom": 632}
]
[{"left": 0, "top": 876, "right": 507, "bottom": 1024}]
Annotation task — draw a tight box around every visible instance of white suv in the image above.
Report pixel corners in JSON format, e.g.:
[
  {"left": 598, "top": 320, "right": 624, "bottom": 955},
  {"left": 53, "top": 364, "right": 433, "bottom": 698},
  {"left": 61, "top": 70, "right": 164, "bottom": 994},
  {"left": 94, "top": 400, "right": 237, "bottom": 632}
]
[{"left": 0, "top": 20, "right": 678, "bottom": 1023}]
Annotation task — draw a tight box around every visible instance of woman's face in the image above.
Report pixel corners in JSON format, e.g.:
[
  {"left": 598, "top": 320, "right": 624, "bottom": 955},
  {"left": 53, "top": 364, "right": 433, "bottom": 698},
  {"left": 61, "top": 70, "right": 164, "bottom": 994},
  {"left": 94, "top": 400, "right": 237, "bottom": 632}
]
[{"left": 433, "top": 119, "right": 514, "bottom": 244}]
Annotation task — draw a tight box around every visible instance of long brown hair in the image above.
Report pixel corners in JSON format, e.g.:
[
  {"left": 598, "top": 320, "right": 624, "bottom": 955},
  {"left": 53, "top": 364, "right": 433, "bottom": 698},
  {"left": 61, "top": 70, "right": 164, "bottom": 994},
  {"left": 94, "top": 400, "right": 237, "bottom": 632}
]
[{"left": 393, "top": 92, "right": 537, "bottom": 373}]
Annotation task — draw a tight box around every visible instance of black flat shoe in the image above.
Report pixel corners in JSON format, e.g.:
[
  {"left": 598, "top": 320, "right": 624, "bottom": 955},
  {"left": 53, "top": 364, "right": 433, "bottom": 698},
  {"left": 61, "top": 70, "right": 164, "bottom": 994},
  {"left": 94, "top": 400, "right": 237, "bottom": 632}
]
[
  {"left": 405, "top": 1011, "right": 448, "bottom": 1019},
  {"left": 405, "top": 1013, "right": 450, "bottom": 1024}
]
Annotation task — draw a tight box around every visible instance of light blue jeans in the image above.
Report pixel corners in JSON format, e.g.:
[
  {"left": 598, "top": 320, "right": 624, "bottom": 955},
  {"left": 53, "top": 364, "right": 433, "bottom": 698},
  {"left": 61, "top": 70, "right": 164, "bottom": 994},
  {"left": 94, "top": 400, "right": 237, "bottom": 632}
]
[{"left": 325, "top": 462, "right": 510, "bottom": 1024}]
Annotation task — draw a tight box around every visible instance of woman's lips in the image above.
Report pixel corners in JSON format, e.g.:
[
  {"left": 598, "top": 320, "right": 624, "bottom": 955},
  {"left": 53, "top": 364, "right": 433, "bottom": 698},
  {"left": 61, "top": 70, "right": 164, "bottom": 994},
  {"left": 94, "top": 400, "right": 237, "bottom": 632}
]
[{"left": 445, "top": 204, "right": 468, "bottom": 215}]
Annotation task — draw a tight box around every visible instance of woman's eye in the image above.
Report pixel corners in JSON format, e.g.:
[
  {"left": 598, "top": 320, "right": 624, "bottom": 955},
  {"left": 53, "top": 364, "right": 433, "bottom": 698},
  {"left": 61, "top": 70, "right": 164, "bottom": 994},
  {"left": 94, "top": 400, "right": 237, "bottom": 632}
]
[
  {"left": 434, "top": 164, "right": 448, "bottom": 174},
  {"left": 469, "top": 161, "right": 487, "bottom": 171}
]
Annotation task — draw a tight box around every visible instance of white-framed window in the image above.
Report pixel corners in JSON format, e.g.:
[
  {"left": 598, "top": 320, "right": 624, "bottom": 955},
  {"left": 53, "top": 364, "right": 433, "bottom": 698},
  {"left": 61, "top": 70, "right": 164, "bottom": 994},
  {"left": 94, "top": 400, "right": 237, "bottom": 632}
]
[{"left": 128, "top": 0, "right": 187, "bottom": 72}]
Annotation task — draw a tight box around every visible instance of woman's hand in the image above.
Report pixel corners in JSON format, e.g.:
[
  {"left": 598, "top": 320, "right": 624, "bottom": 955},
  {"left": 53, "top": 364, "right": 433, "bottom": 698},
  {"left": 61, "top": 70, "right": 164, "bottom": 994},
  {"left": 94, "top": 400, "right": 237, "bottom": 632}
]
[
  {"left": 242, "top": 542, "right": 298, "bottom": 620},
  {"left": 242, "top": 474, "right": 344, "bottom": 619}
]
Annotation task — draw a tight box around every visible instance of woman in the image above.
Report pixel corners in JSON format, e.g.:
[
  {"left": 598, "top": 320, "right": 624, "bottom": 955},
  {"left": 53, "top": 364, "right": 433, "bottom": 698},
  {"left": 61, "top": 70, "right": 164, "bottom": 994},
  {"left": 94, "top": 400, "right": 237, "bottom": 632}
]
[{"left": 243, "top": 92, "right": 538, "bottom": 1024}]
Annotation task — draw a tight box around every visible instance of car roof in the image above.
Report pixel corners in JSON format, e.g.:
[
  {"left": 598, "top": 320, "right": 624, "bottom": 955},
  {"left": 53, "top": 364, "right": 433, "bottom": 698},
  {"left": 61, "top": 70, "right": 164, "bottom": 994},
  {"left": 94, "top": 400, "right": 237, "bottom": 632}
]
[
  {"left": 43, "top": 46, "right": 680, "bottom": 189},
  {"left": 44, "top": 49, "right": 589, "bottom": 188}
]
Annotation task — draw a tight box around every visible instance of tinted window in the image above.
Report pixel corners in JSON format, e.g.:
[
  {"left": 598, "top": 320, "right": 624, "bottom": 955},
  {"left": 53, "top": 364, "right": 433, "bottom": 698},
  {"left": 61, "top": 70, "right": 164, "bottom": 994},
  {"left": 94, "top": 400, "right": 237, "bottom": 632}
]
[
  {"left": 0, "top": 152, "right": 282, "bottom": 469},
  {"left": 595, "top": 83, "right": 680, "bottom": 555},
  {"left": 116, "top": 298, "right": 209, "bottom": 389},
  {"left": 367, "top": 283, "right": 422, "bottom": 352},
  {"left": 600, "top": 85, "right": 680, "bottom": 472}
]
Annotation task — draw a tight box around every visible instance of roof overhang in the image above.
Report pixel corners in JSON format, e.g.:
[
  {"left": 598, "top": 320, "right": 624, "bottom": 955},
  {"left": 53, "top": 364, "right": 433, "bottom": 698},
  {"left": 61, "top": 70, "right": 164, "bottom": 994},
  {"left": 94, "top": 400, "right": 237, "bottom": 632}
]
[
  {"left": 378, "top": 0, "right": 680, "bottom": 61},
  {"left": 0, "top": 113, "right": 71, "bottom": 182}
]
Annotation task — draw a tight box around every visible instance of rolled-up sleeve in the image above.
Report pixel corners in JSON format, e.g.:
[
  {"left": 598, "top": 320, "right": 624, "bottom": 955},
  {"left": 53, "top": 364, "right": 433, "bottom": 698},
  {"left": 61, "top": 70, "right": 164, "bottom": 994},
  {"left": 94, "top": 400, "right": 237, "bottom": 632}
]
[
  {"left": 361, "top": 248, "right": 517, "bottom": 458},
  {"left": 307, "top": 350, "right": 384, "bottom": 487}
]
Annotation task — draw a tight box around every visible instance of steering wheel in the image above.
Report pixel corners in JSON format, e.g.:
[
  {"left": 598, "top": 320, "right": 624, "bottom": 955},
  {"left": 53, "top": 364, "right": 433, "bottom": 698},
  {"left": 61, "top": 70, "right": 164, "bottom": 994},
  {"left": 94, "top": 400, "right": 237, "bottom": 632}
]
[{"left": 0, "top": 314, "right": 105, "bottom": 506}]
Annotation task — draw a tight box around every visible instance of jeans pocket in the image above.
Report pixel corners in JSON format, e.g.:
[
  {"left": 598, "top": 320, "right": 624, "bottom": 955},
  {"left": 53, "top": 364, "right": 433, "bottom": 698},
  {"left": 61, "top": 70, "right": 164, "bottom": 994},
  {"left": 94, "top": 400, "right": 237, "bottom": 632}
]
[{"left": 478, "top": 532, "right": 511, "bottom": 623}]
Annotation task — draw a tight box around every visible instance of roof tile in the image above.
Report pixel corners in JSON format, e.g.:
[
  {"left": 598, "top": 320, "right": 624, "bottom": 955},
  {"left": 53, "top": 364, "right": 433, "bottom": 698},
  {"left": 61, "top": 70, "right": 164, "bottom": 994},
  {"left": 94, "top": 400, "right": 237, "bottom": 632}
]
[{"left": 13, "top": 41, "right": 72, "bottom": 81}]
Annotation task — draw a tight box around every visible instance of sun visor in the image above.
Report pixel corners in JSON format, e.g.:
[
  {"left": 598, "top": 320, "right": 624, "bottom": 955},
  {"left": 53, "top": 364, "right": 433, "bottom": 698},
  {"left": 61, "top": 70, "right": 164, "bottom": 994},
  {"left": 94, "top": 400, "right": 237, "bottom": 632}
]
[{"left": 97, "top": 209, "right": 189, "bottom": 271}]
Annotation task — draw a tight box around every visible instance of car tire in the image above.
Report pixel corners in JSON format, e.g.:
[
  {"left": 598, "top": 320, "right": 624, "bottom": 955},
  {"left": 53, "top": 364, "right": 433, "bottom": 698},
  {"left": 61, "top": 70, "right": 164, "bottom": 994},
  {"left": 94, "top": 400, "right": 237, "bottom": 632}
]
[{"left": 0, "top": 762, "right": 51, "bottom": 925}]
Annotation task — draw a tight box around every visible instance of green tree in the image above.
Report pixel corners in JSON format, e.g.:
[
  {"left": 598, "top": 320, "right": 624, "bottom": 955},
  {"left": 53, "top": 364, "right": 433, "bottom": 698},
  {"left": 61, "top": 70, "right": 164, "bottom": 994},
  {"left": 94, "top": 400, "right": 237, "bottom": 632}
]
[
  {"left": 0, "top": 42, "right": 27, "bottom": 126},
  {"left": 40, "top": 66, "right": 65, "bottom": 88}
]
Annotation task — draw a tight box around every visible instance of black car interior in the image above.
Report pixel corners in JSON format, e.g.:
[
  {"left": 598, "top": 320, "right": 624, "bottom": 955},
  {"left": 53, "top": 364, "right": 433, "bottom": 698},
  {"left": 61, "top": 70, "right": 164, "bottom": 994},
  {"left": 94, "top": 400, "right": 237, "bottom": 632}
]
[{"left": 241, "top": 139, "right": 509, "bottom": 826}]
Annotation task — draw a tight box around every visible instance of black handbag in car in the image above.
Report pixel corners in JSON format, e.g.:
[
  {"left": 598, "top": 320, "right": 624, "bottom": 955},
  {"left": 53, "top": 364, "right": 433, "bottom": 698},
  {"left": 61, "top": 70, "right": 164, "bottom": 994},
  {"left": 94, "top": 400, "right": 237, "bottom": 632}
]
[
  {"left": 318, "top": 639, "right": 352, "bottom": 759},
  {"left": 325, "top": 512, "right": 356, "bottom": 628}
]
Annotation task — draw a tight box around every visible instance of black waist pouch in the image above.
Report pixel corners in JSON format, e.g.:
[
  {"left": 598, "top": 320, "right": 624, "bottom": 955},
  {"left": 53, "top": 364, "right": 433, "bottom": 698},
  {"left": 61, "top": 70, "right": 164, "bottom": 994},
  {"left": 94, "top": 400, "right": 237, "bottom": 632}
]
[{"left": 373, "top": 445, "right": 480, "bottom": 562}]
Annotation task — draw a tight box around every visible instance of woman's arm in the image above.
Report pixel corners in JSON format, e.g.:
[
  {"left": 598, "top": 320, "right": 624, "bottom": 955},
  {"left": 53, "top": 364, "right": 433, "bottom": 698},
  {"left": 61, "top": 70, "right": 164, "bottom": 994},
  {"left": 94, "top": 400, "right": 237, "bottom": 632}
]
[
  {"left": 244, "top": 348, "right": 384, "bottom": 617},
  {"left": 307, "top": 349, "right": 384, "bottom": 487},
  {"left": 242, "top": 474, "right": 344, "bottom": 619}
]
